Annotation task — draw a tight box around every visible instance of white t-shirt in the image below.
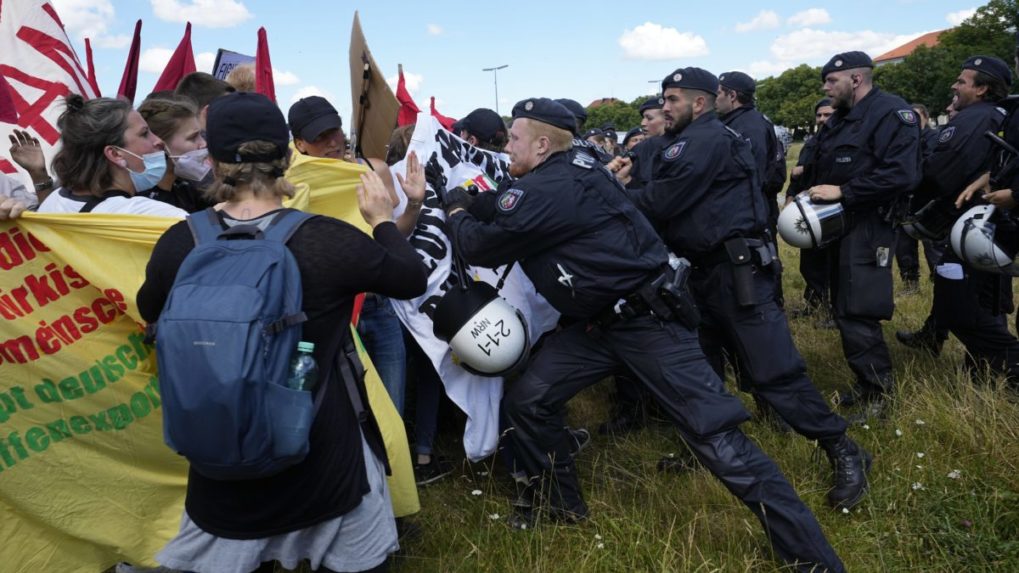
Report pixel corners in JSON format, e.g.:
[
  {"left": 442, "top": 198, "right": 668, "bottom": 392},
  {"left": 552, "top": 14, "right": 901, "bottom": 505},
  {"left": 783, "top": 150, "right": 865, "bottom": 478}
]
[
  {"left": 38, "top": 188, "right": 187, "bottom": 218},
  {"left": 0, "top": 173, "right": 38, "bottom": 209}
]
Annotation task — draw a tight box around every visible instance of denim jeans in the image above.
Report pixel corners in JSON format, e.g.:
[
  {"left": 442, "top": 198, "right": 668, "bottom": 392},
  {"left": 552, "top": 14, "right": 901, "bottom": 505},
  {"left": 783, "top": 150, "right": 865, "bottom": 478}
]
[{"left": 357, "top": 295, "right": 407, "bottom": 415}]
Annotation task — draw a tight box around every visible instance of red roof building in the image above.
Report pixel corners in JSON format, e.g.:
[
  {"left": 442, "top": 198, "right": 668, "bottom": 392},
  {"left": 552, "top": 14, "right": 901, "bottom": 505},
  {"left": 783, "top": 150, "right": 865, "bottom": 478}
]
[{"left": 874, "top": 30, "right": 947, "bottom": 65}]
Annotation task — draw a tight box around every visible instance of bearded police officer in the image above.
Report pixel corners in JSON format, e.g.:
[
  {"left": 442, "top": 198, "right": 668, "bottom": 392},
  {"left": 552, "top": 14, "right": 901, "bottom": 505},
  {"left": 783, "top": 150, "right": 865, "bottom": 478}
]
[
  {"left": 902, "top": 56, "right": 1019, "bottom": 382},
  {"left": 445, "top": 97, "right": 845, "bottom": 572},
  {"left": 626, "top": 67, "right": 870, "bottom": 511},
  {"left": 802, "top": 51, "right": 922, "bottom": 414},
  {"left": 787, "top": 98, "right": 836, "bottom": 319}
]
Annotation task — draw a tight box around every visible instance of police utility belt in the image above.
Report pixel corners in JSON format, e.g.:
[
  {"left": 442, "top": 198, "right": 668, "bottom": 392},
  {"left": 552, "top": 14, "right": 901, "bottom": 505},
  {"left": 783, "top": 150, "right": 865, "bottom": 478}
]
[
  {"left": 687, "top": 236, "right": 778, "bottom": 308},
  {"left": 591, "top": 258, "right": 701, "bottom": 330}
]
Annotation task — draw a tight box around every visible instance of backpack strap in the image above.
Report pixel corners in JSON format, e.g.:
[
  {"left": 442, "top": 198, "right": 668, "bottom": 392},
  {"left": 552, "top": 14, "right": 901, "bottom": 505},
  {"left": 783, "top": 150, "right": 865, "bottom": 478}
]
[
  {"left": 185, "top": 207, "right": 227, "bottom": 245},
  {"left": 263, "top": 208, "right": 317, "bottom": 244},
  {"left": 336, "top": 338, "right": 368, "bottom": 423}
]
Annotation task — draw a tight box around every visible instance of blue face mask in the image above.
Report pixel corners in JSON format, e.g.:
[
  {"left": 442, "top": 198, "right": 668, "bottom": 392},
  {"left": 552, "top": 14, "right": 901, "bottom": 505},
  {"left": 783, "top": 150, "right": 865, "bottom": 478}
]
[{"left": 118, "top": 147, "right": 168, "bottom": 192}]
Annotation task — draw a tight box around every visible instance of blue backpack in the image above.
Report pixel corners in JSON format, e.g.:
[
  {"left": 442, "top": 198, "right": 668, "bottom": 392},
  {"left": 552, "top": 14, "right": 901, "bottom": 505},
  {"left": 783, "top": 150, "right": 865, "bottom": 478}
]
[{"left": 155, "top": 208, "right": 318, "bottom": 480}]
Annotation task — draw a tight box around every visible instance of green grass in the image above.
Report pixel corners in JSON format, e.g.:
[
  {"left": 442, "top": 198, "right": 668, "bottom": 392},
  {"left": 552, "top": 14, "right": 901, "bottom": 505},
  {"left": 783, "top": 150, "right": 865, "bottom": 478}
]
[
  {"left": 383, "top": 247, "right": 1019, "bottom": 573},
  {"left": 200, "top": 142, "right": 1019, "bottom": 572}
]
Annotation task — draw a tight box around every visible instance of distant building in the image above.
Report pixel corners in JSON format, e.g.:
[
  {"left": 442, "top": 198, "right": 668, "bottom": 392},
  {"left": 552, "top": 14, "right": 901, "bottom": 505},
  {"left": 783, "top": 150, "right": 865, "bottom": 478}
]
[
  {"left": 587, "top": 97, "right": 623, "bottom": 109},
  {"left": 874, "top": 30, "right": 947, "bottom": 66}
]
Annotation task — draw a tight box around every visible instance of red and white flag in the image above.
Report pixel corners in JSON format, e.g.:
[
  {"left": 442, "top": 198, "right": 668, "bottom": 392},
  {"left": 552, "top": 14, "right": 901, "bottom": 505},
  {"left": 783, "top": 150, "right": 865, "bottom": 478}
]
[{"left": 0, "top": 0, "right": 99, "bottom": 181}]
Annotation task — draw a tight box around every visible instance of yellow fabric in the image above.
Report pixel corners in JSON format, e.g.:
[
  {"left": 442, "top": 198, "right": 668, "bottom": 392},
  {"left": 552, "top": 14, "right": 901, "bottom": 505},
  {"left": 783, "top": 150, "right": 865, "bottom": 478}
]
[{"left": 1, "top": 174, "right": 418, "bottom": 573}]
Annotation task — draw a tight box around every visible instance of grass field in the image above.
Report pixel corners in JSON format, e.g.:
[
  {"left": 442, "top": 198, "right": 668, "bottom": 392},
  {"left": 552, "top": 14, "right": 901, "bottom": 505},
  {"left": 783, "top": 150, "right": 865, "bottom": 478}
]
[
  {"left": 182, "top": 142, "right": 1019, "bottom": 573},
  {"left": 382, "top": 143, "right": 1019, "bottom": 572}
]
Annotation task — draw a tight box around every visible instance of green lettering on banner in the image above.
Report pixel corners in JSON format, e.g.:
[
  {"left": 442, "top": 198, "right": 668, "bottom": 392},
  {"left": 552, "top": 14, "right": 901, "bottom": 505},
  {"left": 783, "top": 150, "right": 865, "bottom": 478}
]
[
  {"left": 45, "top": 419, "right": 72, "bottom": 443},
  {"left": 69, "top": 415, "right": 91, "bottom": 435},
  {"left": 25, "top": 427, "right": 49, "bottom": 453},
  {"left": 129, "top": 392, "right": 151, "bottom": 419},
  {"left": 0, "top": 386, "right": 35, "bottom": 424},
  {"left": 34, "top": 379, "right": 62, "bottom": 404},
  {"left": 57, "top": 375, "right": 85, "bottom": 400}
]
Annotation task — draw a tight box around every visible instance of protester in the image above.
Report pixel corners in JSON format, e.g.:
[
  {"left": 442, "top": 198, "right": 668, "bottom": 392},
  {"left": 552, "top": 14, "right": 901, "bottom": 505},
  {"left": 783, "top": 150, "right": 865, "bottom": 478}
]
[
  {"left": 36, "top": 95, "right": 187, "bottom": 217},
  {"left": 225, "top": 63, "right": 256, "bottom": 92},
  {"left": 138, "top": 92, "right": 429, "bottom": 573},
  {"left": 174, "top": 72, "right": 236, "bottom": 129},
  {"left": 452, "top": 108, "right": 508, "bottom": 153},
  {"left": 137, "top": 95, "right": 217, "bottom": 213}
]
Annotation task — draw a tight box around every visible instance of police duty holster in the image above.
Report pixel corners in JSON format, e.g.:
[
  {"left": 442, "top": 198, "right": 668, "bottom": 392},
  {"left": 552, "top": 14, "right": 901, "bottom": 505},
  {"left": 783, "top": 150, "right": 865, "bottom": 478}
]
[{"left": 723, "top": 238, "right": 764, "bottom": 307}]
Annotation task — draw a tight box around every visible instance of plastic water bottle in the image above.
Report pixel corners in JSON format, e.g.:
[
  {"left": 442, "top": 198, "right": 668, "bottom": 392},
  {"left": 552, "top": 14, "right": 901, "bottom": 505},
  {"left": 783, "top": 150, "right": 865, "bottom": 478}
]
[{"left": 287, "top": 341, "right": 318, "bottom": 392}]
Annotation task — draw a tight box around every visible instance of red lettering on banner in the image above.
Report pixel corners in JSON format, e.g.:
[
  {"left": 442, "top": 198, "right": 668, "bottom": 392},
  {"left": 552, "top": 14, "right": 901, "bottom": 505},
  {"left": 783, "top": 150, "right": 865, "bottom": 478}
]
[{"left": 0, "top": 158, "right": 16, "bottom": 175}]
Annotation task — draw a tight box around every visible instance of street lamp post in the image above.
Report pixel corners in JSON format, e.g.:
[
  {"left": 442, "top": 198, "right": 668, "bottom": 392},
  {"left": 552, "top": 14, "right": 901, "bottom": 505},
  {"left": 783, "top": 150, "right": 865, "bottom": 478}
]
[{"left": 483, "top": 64, "right": 508, "bottom": 114}]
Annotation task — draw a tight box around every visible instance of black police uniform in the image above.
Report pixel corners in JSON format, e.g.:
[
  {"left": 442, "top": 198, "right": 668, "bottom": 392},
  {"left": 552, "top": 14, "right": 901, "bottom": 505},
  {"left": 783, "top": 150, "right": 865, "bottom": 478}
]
[
  {"left": 894, "top": 124, "right": 947, "bottom": 286},
  {"left": 625, "top": 134, "right": 669, "bottom": 189},
  {"left": 446, "top": 98, "right": 845, "bottom": 572},
  {"left": 928, "top": 101, "right": 1019, "bottom": 381},
  {"left": 720, "top": 105, "right": 787, "bottom": 230},
  {"left": 626, "top": 100, "right": 864, "bottom": 510},
  {"left": 786, "top": 135, "right": 833, "bottom": 311},
  {"left": 804, "top": 82, "right": 922, "bottom": 399}
]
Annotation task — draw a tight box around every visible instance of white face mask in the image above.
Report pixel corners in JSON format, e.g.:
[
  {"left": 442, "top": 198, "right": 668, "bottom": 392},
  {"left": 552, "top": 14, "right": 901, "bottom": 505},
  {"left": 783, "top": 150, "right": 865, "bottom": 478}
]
[{"left": 171, "top": 148, "right": 212, "bottom": 185}]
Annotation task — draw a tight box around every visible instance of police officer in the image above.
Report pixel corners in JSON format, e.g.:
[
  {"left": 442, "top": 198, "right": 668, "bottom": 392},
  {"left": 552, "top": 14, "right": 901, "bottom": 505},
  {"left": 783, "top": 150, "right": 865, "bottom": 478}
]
[
  {"left": 903, "top": 56, "right": 1019, "bottom": 381},
  {"left": 556, "top": 97, "right": 614, "bottom": 164},
  {"left": 445, "top": 97, "right": 845, "bottom": 572},
  {"left": 716, "top": 71, "right": 787, "bottom": 235},
  {"left": 616, "top": 96, "right": 667, "bottom": 190},
  {"left": 626, "top": 68, "right": 870, "bottom": 510},
  {"left": 787, "top": 98, "right": 836, "bottom": 319},
  {"left": 802, "top": 51, "right": 922, "bottom": 413}
]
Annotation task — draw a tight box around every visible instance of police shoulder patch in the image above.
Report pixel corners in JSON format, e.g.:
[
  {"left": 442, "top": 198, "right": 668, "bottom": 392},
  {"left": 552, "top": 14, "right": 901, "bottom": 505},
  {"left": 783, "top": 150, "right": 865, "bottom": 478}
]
[
  {"left": 662, "top": 140, "right": 687, "bottom": 161},
  {"left": 498, "top": 188, "right": 526, "bottom": 212},
  {"left": 938, "top": 126, "right": 956, "bottom": 144},
  {"left": 896, "top": 109, "right": 918, "bottom": 125}
]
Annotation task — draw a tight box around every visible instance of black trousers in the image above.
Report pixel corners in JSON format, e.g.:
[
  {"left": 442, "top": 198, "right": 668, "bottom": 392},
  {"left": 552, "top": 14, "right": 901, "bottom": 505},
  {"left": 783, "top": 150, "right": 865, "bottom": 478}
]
[
  {"left": 934, "top": 252, "right": 1019, "bottom": 383},
  {"left": 502, "top": 317, "right": 844, "bottom": 572},
  {"left": 799, "top": 245, "right": 830, "bottom": 309},
  {"left": 894, "top": 230, "right": 944, "bottom": 281},
  {"left": 690, "top": 261, "right": 848, "bottom": 440}
]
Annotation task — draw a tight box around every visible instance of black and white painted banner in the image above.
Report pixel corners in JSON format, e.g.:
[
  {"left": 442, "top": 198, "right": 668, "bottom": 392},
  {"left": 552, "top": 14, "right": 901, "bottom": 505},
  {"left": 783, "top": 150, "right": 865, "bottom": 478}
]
[{"left": 390, "top": 115, "right": 560, "bottom": 460}]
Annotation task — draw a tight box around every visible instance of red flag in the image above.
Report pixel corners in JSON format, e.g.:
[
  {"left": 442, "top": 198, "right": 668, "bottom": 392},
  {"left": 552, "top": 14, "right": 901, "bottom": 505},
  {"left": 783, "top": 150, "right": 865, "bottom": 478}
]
[
  {"left": 84, "top": 37, "right": 100, "bottom": 96},
  {"left": 117, "top": 19, "right": 142, "bottom": 102},
  {"left": 0, "top": 74, "right": 17, "bottom": 124},
  {"left": 395, "top": 64, "right": 420, "bottom": 127},
  {"left": 254, "top": 27, "right": 275, "bottom": 102},
  {"left": 152, "top": 22, "right": 196, "bottom": 92},
  {"left": 430, "top": 96, "right": 456, "bottom": 131}
]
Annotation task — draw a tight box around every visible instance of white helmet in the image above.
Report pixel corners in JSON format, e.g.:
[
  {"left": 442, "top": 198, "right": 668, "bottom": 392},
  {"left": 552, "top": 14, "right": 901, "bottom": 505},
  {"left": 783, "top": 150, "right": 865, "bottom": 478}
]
[
  {"left": 777, "top": 193, "right": 847, "bottom": 249},
  {"left": 901, "top": 198, "right": 961, "bottom": 242},
  {"left": 432, "top": 281, "right": 530, "bottom": 377},
  {"left": 950, "top": 204, "right": 1019, "bottom": 275}
]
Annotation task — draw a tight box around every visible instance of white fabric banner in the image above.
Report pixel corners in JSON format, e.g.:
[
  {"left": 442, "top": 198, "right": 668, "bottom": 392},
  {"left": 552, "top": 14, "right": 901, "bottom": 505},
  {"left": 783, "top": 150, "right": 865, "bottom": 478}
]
[
  {"left": 0, "top": 0, "right": 98, "bottom": 186},
  {"left": 389, "top": 115, "right": 560, "bottom": 461}
]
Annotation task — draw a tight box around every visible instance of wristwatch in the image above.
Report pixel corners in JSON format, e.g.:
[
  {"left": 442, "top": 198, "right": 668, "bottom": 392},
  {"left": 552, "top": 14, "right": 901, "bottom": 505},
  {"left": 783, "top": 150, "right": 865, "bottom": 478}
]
[{"left": 34, "top": 177, "right": 54, "bottom": 192}]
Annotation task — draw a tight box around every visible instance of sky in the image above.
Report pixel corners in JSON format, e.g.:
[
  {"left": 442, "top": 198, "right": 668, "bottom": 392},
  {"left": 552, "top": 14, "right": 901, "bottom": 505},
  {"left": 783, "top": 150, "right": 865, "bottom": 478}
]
[{"left": 49, "top": 0, "right": 981, "bottom": 121}]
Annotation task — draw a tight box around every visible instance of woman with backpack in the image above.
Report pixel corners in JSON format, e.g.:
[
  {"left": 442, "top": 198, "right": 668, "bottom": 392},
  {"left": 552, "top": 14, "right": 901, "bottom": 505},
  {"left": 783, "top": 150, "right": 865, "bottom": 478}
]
[{"left": 137, "top": 92, "right": 429, "bottom": 573}]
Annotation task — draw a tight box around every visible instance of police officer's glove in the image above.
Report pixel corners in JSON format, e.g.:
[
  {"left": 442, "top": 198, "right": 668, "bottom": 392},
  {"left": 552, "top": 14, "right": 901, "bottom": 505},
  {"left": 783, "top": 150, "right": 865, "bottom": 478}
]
[{"left": 440, "top": 186, "right": 476, "bottom": 215}]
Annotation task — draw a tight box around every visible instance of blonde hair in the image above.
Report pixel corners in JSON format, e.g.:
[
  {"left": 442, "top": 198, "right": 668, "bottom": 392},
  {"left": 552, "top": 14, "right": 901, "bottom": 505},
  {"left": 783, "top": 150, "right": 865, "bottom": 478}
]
[
  {"left": 528, "top": 120, "right": 573, "bottom": 154},
  {"left": 225, "top": 64, "right": 256, "bottom": 92},
  {"left": 207, "top": 140, "right": 294, "bottom": 202}
]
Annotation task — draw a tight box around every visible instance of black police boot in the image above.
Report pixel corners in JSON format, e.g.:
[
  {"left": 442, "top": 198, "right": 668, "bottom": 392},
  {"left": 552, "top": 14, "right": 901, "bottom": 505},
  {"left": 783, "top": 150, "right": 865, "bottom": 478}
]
[
  {"left": 657, "top": 447, "right": 699, "bottom": 473},
  {"left": 820, "top": 435, "right": 872, "bottom": 510},
  {"left": 895, "top": 316, "right": 946, "bottom": 357}
]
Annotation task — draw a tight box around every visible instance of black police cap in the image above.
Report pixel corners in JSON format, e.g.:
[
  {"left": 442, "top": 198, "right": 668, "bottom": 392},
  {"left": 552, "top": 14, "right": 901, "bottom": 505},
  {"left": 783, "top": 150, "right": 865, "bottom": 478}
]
[
  {"left": 208, "top": 92, "right": 289, "bottom": 164},
  {"left": 821, "top": 51, "right": 873, "bottom": 80},
  {"left": 962, "top": 55, "right": 1013, "bottom": 86},
  {"left": 638, "top": 96, "right": 664, "bottom": 114},
  {"left": 554, "top": 98, "right": 587, "bottom": 125},
  {"left": 661, "top": 67, "right": 719, "bottom": 95},
  {"left": 622, "top": 127, "right": 643, "bottom": 145},
  {"left": 512, "top": 98, "right": 577, "bottom": 133},
  {"left": 582, "top": 128, "right": 604, "bottom": 139},
  {"left": 815, "top": 97, "right": 832, "bottom": 111},
  {"left": 718, "top": 71, "right": 756, "bottom": 95}
]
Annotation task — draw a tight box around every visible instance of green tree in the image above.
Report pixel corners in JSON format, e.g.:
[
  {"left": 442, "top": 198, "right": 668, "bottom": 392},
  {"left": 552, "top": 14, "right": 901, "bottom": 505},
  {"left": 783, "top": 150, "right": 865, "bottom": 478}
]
[
  {"left": 756, "top": 64, "right": 824, "bottom": 130},
  {"left": 584, "top": 100, "right": 641, "bottom": 132}
]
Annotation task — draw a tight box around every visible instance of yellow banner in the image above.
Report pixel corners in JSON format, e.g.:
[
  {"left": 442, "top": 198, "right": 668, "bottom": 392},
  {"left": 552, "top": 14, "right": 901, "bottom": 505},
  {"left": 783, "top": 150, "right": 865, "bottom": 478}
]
[{"left": 0, "top": 165, "right": 418, "bottom": 573}]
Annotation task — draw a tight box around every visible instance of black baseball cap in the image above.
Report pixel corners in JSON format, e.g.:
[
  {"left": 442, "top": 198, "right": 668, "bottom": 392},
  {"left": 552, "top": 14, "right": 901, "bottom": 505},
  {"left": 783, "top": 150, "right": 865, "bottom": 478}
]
[
  {"left": 207, "top": 92, "right": 289, "bottom": 163},
  {"left": 288, "top": 96, "right": 342, "bottom": 142},
  {"left": 452, "top": 108, "right": 506, "bottom": 145}
]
